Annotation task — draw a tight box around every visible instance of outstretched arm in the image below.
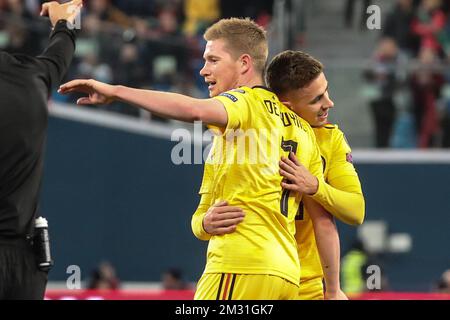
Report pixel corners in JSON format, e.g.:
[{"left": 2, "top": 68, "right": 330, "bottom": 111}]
[{"left": 58, "top": 79, "right": 229, "bottom": 126}]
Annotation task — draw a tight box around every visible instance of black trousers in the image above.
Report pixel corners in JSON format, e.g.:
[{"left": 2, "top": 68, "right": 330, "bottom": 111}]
[
  {"left": 442, "top": 116, "right": 450, "bottom": 148},
  {"left": 345, "top": 0, "right": 372, "bottom": 29},
  {"left": 370, "top": 98, "right": 396, "bottom": 148},
  {"left": 0, "top": 239, "right": 48, "bottom": 300}
]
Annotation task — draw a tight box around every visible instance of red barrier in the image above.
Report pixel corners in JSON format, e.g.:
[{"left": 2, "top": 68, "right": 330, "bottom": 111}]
[
  {"left": 45, "top": 289, "right": 195, "bottom": 300},
  {"left": 45, "top": 290, "right": 450, "bottom": 300},
  {"left": 351, "top": 292, "right": 450, "bottom": 300}
]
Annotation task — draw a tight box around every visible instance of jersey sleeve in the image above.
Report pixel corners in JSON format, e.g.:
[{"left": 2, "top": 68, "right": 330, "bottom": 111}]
[
  {"left": 311, "top": 128, "right": 365, "bottom": 225},
  {"left": 191, "top": 193, "right": 213, "bottom": 241},
  {"left": 210, "top": 89, "right": 251, "bottom": 133},
  {"left": 305, "top": 125, "right": 325, "bottom": 187},
  {"left": 199, "top": 159, "right": 213, "bottom": 195},
  {"left": 327, "top": 129, "right": 358, "bottom": 182}
]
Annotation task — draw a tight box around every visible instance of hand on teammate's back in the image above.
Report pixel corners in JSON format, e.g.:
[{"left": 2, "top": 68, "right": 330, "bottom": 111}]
[
  {"left": 40, "top": 0, "right": 83, "bottom": 27},
  {"left": 203, "top": 201, "right": 245, "bottom": 236},
  {"left": 279, "top": 152, "right": 319, "bottom": 195}
]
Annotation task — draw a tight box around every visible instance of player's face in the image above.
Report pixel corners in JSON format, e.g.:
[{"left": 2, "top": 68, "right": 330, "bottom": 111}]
[
  {"left": 285, "top": 72, "right": 334, "bottom": 127},
  {"left": 200, "top": 39, "right": 241, "bottom": 97}
]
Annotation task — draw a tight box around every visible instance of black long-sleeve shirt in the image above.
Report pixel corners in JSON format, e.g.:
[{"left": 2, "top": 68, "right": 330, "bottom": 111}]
[{"left": 0, "top": 20, "right": 76, "bottom": 238}]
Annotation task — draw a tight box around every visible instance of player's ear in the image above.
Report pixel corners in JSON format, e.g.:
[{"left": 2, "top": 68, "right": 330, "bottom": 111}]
[{"left": 239, "top": 54, "right": 251, "bottom": 74}]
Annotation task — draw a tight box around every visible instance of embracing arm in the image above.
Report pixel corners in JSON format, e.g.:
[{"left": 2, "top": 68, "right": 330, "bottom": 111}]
[
  {"left": 191, "top": 193, "right": 245, "bottom": 241},
  {"left": 311, "top": 175, "right": 365, "bottom": 225},
  {"left": 191, "top": 193, "right": 213, "bottom": 241},
  {"left": 312, "top": 130, "right": 365, "bottom": 225},
  {"left": 280, "top": 152, "right": 365, "bottom": 226}
]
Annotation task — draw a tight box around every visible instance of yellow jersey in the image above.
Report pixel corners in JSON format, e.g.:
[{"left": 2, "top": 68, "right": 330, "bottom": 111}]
[
  {"left": 193, "top": 86, "right": 324, "bottom": 285},
  {"left": 296, "top": 124, "right": 364, "bottom": 283}
]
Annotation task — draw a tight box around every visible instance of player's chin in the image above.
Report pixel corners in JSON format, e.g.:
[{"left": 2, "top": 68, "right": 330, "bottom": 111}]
[
  {"left": 209, "top": 88, "right": 220, "bottom": 98},
  {"left": 315, "top": 117, "right": 328, "bottom": 127}
]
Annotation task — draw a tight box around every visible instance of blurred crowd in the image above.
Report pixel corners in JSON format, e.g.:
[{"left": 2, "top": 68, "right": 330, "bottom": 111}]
[
  {"left": 4, "top": 0, "right": 450, "bottom": 148},
  {"left": 88, "top": 261, "right": 121, "bottom": 290},
  {"left": 366, "top": 0, "right": 450, "bottom": 148},
  {"left": 86, "top": 261, "right": 194, "bottom": 291},
  {"left": 0, "top": 0, "right": 273, "bottom": 119},
  {"left": 86, "top": 259, "right": 450, "bottom": 294},
  {"left": 435, "top": 268, "right": 450, "bottom": 293}
]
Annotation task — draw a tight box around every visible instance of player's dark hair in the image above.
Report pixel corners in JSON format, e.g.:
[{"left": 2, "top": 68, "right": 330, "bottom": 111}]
[{"left": 266, "top": 50, "right": 323, "bottom": 96}]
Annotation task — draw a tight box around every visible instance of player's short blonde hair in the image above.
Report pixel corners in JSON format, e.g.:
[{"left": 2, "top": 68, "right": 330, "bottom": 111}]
[
  {"left": 204, "top": 18, "right": 268, "bottom": 74},
  {"left": 266, "top": 50, "right": 324, "bottom": 96}
]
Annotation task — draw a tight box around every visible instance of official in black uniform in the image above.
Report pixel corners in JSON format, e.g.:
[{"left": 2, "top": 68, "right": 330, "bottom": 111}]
[{"left": 0, "top": 0, "right": 82, "bottom": 300}]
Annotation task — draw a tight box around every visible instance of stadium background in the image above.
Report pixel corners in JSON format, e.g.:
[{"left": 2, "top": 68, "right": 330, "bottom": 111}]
[{"left": 1, "top": 0, "right": 450, "bottom": 298}]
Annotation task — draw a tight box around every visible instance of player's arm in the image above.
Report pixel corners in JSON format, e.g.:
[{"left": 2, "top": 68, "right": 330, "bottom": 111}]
[
  {"left": 281, "top": 130, "right": 345, "bottom": 298},
  {"left": 191, "top": 195, "right": 245, "bottom": 240},
  {"left": 313, "top": 172, "right": 365, "bottom": 226},
  {"left": 312, "top": 130, "right": 365, "bottom": 225},
  {"left": 304, "top": 197, "right": 347, "bottom": 300},
  {"left": 59, "top": 79, "right": 228, "bottom": 127},
  {"left": 280, "top": 152, "right": 365, "bottom": 226},
  {"left": 191, "top": 193, "right": 213, "bottom": 241},
  {"left": 281, "top": 130, "right": 346, "bottom": 298}
]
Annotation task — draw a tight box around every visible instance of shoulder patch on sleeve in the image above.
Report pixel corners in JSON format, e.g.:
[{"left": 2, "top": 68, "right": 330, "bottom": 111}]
[
  {"left": 346, "top": 153, "right": 353, "bottom": 163},
  {"left": 219, "top": 92, "right": 238, "bottom": 102}
]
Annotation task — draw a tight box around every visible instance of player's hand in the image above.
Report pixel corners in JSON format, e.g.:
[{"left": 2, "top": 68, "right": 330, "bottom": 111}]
[
  {"left": 40, "top": 0, "right": 83, "bottom": 27},
  {"left": 203, "top": 201, "right": 245, "bottom": 236},
  {"left": 279, "top": 152, "right": 319, "bottom": 195},
  {"left": 58, "top": 79, "right": 116, "bottom": 105},
  {"left": 325, "top": 289, "right": 349, "bottom": 300}
]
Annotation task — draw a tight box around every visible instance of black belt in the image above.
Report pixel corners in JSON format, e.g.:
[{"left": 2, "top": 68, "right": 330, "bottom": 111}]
[{"left": 0, "top": 234, "right": 32, "bottom": 247}]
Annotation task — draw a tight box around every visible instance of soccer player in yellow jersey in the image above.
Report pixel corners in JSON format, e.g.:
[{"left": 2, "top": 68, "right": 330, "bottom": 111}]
[
  {"left": 59, "top": 18, "right": 341, "bottom": 300},
  {"left": 197, "top": 50, "right": 365, "bottom": 300},
  {"left": 267, "top": 51, "right": 365, "bottom": 300}
]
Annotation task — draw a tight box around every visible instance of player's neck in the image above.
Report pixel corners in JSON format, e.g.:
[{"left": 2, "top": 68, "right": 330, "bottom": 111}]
[{"left": 237, "top": 73, "right": 264, "bottom": 89}]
